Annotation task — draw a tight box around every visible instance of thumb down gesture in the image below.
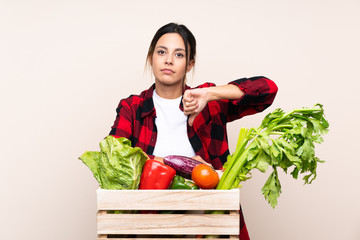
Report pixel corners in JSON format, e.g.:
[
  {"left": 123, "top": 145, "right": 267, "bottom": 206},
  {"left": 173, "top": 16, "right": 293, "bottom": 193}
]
[{"left": 182, "top": 88, "right": 209, "bottom": 127}]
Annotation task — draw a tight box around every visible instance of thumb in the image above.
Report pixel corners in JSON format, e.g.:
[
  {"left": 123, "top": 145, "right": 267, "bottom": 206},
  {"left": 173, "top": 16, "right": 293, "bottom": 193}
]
[{"left": 188, "top": 112, "right": 199, "bottom": 127}]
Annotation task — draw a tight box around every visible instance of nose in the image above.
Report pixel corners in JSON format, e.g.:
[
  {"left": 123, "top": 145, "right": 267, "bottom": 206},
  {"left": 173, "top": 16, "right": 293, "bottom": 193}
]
[{"left": 165, "top": 55, "right": 173, "bottom": 65}]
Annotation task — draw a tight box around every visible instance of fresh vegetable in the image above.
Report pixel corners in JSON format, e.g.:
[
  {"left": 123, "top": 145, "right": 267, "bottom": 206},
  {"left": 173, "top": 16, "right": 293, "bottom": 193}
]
[
  {"left": 161, "top": 175, "right": 198, "bottom": 215},
  {"left": 185, "top": 180, "right": 199, "bottom": 190},
  {"left": 170, "top": 175, "right": 199, "bottom": 189},
  {"left": 163, "top": 155, "right": 203, "bottom": 179},
  {"left": 217, "top": 104, "right": 329, "bottom": 208},
  {"left": 139, "top": 160, "right": 176, "bottom": 189},
  {"left": 79, "top": 136, "right": 147, "bottom": 190},
  {"left": 191, "top": 164, "right": 219, "bottom": 189}
]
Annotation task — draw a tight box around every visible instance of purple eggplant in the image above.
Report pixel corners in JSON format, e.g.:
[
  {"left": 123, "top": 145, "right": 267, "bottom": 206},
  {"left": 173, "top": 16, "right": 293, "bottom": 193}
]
[{"left": 163, "top": 155, "right": 203, "bottom": 179}]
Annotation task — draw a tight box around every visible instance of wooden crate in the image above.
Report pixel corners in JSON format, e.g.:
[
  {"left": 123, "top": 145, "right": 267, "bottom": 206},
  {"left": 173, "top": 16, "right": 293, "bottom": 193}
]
[{"left": 96, "top": 188, "right": 240, "bottom": 239}]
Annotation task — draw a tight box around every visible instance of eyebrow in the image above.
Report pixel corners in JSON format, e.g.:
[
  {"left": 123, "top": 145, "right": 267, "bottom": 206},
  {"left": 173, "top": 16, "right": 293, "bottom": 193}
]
[{"left": 157, "top": 46, "right": 186, "bottom": 52}]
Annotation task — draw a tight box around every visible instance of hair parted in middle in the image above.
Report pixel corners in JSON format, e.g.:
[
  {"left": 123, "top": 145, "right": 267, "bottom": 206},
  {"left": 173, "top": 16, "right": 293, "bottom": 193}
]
[{"left": 146, "top": 22, "right": 197, "bottom": 83}]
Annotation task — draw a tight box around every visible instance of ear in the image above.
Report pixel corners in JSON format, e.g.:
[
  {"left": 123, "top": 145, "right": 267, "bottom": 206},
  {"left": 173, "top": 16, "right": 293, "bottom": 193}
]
[{"left": 186, "top": 59, "right": 195, "bottom": 73}]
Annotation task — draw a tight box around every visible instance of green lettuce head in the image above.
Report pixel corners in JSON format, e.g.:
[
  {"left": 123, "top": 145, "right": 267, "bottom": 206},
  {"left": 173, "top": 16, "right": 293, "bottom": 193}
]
[{"left": 79, "top": 136, "right": 147, "bottom": 190}]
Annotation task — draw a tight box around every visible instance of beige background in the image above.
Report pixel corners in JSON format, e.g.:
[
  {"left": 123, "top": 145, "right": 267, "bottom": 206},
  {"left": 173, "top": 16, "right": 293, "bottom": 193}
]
[{"left": 1, "top": 0, "right": 359, "bottom": 239}]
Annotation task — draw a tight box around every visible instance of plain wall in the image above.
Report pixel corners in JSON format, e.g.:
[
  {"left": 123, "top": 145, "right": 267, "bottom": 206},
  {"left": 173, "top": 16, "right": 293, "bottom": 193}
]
[{"left": 1, "top": 0, "right": 359, "bottom": 239}]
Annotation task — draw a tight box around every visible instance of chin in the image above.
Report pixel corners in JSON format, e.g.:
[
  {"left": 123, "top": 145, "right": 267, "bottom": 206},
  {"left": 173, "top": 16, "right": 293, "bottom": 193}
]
[{"left": 156, "top": 78, "right": 183, "bottom": 86}]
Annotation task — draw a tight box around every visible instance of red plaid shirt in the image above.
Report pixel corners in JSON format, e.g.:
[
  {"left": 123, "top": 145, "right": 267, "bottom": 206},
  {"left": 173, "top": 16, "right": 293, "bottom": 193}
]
[
  {"left": 109, "top": 76, "right": 278, "bottom": 240},
  {"left": 110, "top": 76, "right": 277, "bottom": 169}
]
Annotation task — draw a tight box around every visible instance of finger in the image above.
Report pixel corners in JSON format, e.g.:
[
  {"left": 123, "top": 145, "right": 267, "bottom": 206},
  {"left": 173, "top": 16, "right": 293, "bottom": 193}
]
[
  {"left": 185, "top": 104, "right": 198, "bottom": 111},
  {"left": 183, "top": 90, "right": 194, "bottom": 102},
  {"left": 192, "top": 156, "right": 211, "bottom": 166},
  {"left": 184, "top": 101, "right": 198, "bottom": 110},
  {"left": 182, "top": 95, "right": 195, "bottom": 108},
  {"left": 183, "top": 98, "right": 198, "bottom": 115},
  {"left": 183, "top": 109, "right": 193, "bottom": 116},
  {"left": 188, "top": 91, "right": 193, "bottom": 99},
  {"left": 183, "top": 104, "right": 199, "bottom": 115},
  {"left": 183, "top": 99, "right": 197, "bottom": 107},
  {"left": 188, "top": 112, "right": 199, "bottom": 126}
]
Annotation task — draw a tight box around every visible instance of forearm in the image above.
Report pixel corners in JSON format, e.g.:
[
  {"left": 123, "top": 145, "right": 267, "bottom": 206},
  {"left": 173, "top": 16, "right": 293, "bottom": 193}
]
[
  {"left": 206, "top": 84, "right": 244, "bottom": 102},
  {"left": 183, "top": 83, "right": 245, "bottom": 125}
]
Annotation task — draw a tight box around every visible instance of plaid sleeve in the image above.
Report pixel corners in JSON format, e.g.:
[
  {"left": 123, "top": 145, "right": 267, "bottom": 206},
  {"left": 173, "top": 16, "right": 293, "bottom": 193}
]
[
  {"left": 227, "top": 76, "right": 278, "bottom": 122},
  {"left": 109, "top": 98, "right": 133, "bottom": 139}
]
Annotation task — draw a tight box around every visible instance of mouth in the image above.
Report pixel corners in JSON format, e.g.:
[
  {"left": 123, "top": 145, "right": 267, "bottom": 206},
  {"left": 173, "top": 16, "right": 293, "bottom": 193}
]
[{"left": 161, "top": 68, "right": 175, "bottom": 74}]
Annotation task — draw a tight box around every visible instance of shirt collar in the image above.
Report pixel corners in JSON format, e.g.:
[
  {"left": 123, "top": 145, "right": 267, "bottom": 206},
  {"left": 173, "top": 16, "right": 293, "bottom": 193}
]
[
  {"left": 141, "top": 84, "right": 156, "bottom": 118},
  {"left": 141, "top": 84, "right": 191, "bottom": 118}
]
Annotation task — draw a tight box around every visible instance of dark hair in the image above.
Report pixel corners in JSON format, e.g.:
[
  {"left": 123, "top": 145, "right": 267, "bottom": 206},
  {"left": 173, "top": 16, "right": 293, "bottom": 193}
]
[{"left": 146, "top": 22, "right": 197, "bottom": 71}]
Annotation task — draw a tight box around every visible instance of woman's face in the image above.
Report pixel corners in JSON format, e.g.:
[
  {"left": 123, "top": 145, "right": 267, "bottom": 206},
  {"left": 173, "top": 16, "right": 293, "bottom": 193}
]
[{"left": 150, "top": 33, "right": 194, "bottom": 92}]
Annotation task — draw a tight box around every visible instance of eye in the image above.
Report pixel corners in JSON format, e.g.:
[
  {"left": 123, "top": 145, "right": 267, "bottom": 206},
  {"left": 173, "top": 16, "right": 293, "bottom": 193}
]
[
  {"left": 157, "top": 50, "right": 166, "bottom": 55},
  {"left": 175, "top": 53, "right": 184, "bottom": 58}
]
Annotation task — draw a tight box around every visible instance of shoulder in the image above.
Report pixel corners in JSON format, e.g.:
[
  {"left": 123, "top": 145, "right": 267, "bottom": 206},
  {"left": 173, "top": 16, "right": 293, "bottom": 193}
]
[{"left": 118, "top": 85, "right": 154, "bottom": 108}]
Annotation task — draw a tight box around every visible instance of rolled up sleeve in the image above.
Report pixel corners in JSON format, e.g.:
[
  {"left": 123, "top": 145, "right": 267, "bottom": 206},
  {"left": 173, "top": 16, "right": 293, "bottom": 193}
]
[{"left": 227, "top": 76, "right": 278, "bottom": 121}]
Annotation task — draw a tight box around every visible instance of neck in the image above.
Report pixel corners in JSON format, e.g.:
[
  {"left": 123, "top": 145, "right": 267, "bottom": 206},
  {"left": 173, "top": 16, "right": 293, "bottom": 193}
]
[{"left": 154, "top": 82, "right": 183, "bottom": 99}]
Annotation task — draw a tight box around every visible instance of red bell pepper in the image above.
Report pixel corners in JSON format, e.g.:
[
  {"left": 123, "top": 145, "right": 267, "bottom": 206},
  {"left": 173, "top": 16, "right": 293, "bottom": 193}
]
[{"left": 139, "top": 159, "right": 176, "bottom": 189}]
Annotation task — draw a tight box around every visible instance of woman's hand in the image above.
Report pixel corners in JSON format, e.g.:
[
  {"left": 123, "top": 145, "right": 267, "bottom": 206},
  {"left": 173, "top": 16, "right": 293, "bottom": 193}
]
[
  {"left": 183, "top": 88, "right": 209, "bottom": 126},
  {"left": 192, "top": 155, "right": 212, "bottom": 166},
  {"left": 193, "top": 156, "right": 223, "bottom": 177},
  {"left": 183, "top": 84, "right": 244, "bottom": 126},
  {"left": 153, "top": 156, "right": 164, "bottom": 164}
]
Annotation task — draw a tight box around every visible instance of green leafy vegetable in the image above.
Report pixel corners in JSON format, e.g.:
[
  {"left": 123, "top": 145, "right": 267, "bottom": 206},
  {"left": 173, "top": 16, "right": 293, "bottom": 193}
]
[
  {"left": 79, "top": 136, "right": 147, "bottom": 190},
  {"left": 216, "top": 104, "right": 329, "bottom": 208}
]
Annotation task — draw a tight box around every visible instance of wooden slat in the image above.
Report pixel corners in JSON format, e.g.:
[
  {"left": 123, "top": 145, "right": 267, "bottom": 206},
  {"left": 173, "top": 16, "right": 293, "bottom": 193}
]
[
  {"left": 97, "top": 238, "right": 238, "bottom": 240},
  {"left": 97, "top": 213, "right": 239, "bottom": 235},
  {"left": 97, "top": 211, "right": 107, "bottom": 239},
  {"left": 97, "top": 189, "right": 240, "bottom": 211}
]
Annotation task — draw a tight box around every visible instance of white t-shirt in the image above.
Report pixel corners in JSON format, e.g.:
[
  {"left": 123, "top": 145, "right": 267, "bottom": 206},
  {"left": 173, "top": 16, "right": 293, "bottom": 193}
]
[{"left": 152, "top": 90, "right": 196, "bottom": 158}]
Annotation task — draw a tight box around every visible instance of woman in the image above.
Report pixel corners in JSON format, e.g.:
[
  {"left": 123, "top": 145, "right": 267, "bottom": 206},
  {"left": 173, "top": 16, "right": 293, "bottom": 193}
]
[{"left": 110, "top": 22, "right": 278, "bottom": 240}]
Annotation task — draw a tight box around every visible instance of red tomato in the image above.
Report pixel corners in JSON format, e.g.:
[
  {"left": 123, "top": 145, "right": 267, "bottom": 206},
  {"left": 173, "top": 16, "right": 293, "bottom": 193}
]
[{"left": 191, "top": 164, "right": 219, "bottom": 189}]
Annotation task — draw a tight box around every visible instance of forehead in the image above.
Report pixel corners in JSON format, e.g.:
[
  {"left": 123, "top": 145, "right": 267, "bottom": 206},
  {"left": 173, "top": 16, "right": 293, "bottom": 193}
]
[{"left": 155, "top": 33, "right": 185, "bottom": 50}]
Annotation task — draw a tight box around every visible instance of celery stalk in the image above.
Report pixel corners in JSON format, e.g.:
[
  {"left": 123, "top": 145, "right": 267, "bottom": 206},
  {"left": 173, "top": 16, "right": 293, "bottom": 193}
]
[
  {"left": 214, "top": 104, "right": 329, "bottom": 208},
  {"left": 216, "top": 128, "right": 250, "bottom": 189}
]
